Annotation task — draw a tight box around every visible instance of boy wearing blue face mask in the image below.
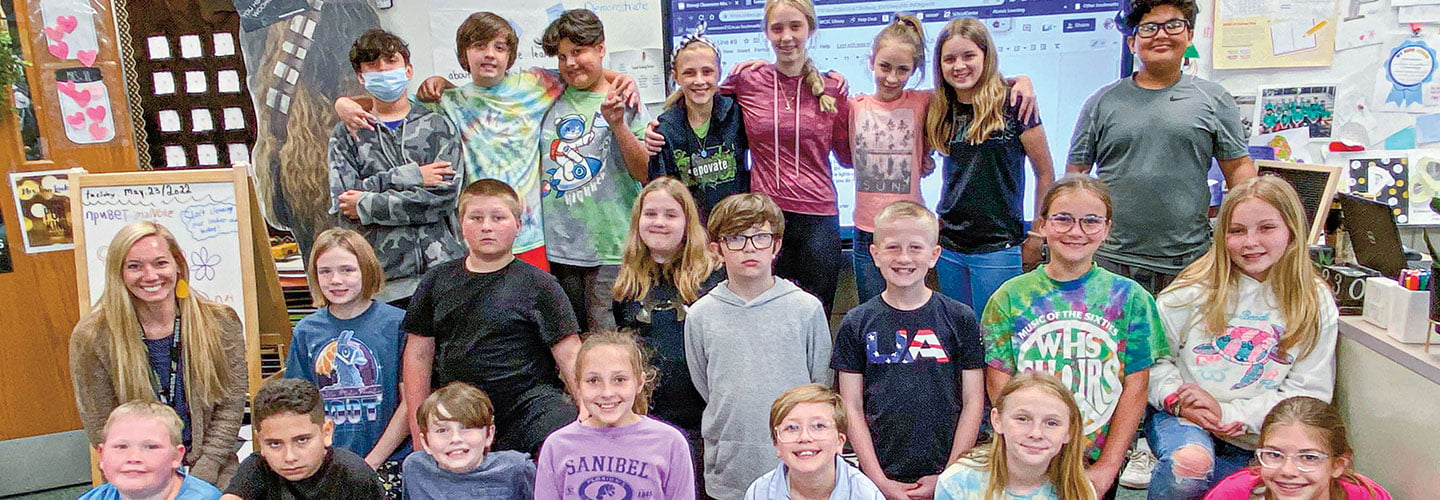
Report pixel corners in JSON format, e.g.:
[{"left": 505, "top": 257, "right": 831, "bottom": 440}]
[{"left": 328, "top": 29, "right": 466, "bottom": 309}]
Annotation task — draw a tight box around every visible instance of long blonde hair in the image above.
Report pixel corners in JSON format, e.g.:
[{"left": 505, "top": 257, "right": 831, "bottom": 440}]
[
  {"left": 1162, "top": 176, "right": 1328, "bottom": 361},
  {"left": 1252, "top": 396, "right": 1376, "bottom": 500},
  {"left": 762, "top": 0, "right": 837, "bottom": 113},
  {"left": 963, "top": 372, "right": 1094, "bottom": 500},
  {"left": 613, "top": 177, "right": 716, "bottom": 304},
  {"left": 926, "top": 18, "right": 1008, "bottom": 149},
  {"left": 89, "top": 221, "right": 231, "bottom": 409},
  {"left": 575, "top": 331, "right": 659, "bottom": 415}
]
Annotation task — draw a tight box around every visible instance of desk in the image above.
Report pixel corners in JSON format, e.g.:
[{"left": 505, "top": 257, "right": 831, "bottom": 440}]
[{"left": 1334, "top": 317, "right": 1440, "bottom": 497}]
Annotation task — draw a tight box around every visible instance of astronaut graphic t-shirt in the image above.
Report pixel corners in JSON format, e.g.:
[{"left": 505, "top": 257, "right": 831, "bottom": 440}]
[
  {"left": 285, "top": 300, "right": 408, "bottom": 460},
  {"left": 538, "top": 87, "right": 649, "bottom": 266},
  {"left": 981, "top": 265, "right": 1168, "bottom": 461}
]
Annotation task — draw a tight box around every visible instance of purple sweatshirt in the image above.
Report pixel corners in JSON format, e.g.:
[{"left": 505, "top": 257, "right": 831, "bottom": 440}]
[{"left": 534, "top": 417, "right": 696, "bottom": 500}]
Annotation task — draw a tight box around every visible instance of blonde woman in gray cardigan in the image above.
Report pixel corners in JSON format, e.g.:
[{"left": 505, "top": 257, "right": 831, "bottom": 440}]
[{"left": 69, "top": 221, "right": 248, "bottom": 486}]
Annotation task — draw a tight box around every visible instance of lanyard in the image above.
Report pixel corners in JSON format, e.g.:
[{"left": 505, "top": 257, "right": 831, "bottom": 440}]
[{"left": 144, "top": 316, "right": 182, "bottom": 406}]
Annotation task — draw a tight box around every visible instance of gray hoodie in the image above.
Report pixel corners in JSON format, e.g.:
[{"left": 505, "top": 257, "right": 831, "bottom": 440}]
[{"left": 684, "top": 278, "right": 833, "bottom": 500}]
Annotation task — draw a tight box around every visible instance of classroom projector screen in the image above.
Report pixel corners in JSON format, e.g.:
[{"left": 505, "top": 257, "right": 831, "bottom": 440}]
[{"left": 666, "top": 0, "right": 1125, "bottom": 228}]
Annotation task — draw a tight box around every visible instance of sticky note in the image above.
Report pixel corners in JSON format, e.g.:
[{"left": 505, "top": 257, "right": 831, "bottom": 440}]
[
  {"left": 196, "top": 144, "right": 219, "bottom": 165},
  {"left": 228, "top": 143, "right": 250, "bottom": 165},
  {"left": 191, "top": 108, "right": 213, "bottom": 132},
  {"left": 1385, "top": 127, "right": 1417, "bottom": 150},
  {"left": 223, "top": 107, "right": 244, "bottom": 130},
  {"left": 1417, "top": 113, "right": 1440, "bottom": 144},
  {"left": 147, "top": 36, "right": 170, "bottom": 60},
  {"left": 185, "top": 70, "right": 206, "bottom": 94},
  {"left": 164, "top": 145, "right": 187, "bottom": 167}
]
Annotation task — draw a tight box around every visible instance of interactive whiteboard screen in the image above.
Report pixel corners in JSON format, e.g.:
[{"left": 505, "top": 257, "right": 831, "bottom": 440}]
[
  {"left": 79, "top": 181, "right": 247, "bottom": 322},
  {"left": 668, "top": 0, "right": 1125, "bottom": 227}
]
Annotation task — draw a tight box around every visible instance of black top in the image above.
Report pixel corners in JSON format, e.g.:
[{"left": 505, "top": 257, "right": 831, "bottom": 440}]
[
  {"left": 830, "top": 293, "right": 985, "bottom": 481},
  {"left": 650, "top": 95, "right": 750, "bottom": 221},
  {"left": 936, "top": 95, "right": 1041, "bottom": 253},
  {"left": 612, "top": 268, "right": 724, "bottom": 432},
  {"left": 401, "top": 258, "right": 579, "bottom": 415},
  {"left": 224, "top": 447, "right": 381, "bottom": 500},
  {"left": 143, "top": 334, "right": 191, "bottom": 443}
]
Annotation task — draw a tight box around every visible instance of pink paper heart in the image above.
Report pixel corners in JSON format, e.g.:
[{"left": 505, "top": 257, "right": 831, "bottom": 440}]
[
  {"left": 56, "top": 80, "right": 76, "bottom": 95},
  {"left": 68, "top": 88, "right": 92, "bottom": 107},
  {"left": 86, "top": 105, "right": 106, "bottom": 122},
  {"left": 88, "top": 122, "right": 108, "bottom": 140},
  {"left": 56, "top": 15, "right": 78, "bottom": 33},
  {"left": 47, "top": 40, "right": 68, "bottom": 59},
  {"left": 43, "top": 26, "right": 65, "bottom": 41},
  {"left": 77, "top": 50, "right": 97, "bottom": 67},
  {"left": 65, "top": 112, "right": 84, "bottom": 127}
]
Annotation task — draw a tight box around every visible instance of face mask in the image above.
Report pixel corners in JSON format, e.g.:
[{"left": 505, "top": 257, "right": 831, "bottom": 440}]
[{"left": 362, "top": 67, "right": 409, "bottom": 102}]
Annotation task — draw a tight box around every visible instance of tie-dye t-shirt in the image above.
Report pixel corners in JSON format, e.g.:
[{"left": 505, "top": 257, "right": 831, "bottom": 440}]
[
  {"left": 538, "top": 87, "right": 648, "bottom": 266},
  {"left": 425, "top": 69, "right": 564, "bottom": 254},
  {"left": 981, "top": 264, "right": 1168, "bottom": 461},
  {"left": 935, "top": 458, "right": 1070, "bottom": 500}
]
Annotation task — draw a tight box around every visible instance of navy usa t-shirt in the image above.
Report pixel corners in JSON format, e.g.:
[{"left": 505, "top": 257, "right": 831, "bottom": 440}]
[{"left": 830, "top": 292, "right": 984, "bottom": 481}]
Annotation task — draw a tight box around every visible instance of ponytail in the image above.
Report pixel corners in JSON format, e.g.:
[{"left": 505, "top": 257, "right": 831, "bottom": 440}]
[
  {"left": 801, "top": 58, "right": 837, "bottom": 113},
  {"left": 874, "top": 14, "right": 926, "bottom": 83}
]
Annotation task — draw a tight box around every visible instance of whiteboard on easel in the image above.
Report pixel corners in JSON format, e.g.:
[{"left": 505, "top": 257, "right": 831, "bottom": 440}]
[{"left": 77, "top": 180, "right": 247, "bottom": 317}]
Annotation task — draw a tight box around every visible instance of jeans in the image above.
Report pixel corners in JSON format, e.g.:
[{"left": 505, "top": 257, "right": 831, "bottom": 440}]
[
  {"left": 550, "top": 262, "right": 620, "bottom": 333},
  {"left": 937, "top": 246, "right": 1022, "bottom": 313},
  {"left": 1094, "top": 255, "right": 1183, "bottom": 296},
  {"left": 1145, "top": 408, "right": 1253, "bottom": 500},
  {"left": 852, "top": 230, "right": 885, "bottom": 305},
  {"left": 775, "top": 212, "right": 842, "bottom": 313}
]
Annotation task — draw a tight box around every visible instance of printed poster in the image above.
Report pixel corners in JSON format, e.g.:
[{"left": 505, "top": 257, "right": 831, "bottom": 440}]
[
  {"left": 1337, "top": 150, "right": 1440, "bottom": 225},
  {"left": 1213, "top": 0, "right": 1338, "bottom": 69},
  {"left": 9, "top": 169, "right": 75, "bottom": 253},
  {"left": 1255, "top": 85, "right": 1336, "bottom": 139}
]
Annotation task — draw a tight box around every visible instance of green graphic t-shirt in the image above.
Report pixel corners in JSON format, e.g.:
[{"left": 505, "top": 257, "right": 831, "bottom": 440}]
[
  {"left": 537, "top": 87, "right": 648, "bottom": 266},
  {"left": 981, "top": 264, "right": 1169, "bottom": 460}
]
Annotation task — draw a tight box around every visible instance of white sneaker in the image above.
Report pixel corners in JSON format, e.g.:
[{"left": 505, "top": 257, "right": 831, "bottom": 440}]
[{"left": 1119, "top": 439, "right": 1158, "bottom": 489}]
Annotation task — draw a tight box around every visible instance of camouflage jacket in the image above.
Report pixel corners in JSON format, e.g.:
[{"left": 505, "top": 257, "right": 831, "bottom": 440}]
[{"left": 327, "top": 103, "right": 465, "bottom": 302}]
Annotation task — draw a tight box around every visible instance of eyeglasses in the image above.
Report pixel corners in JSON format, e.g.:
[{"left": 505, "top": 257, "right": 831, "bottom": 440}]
[
  {"left": 1135, "top": 19, "right": 1191, "bottom": 37},
  {"left": 774, "top": 420, "right": 837, "bottom": 443},
  {"left": 1255, "top": 448, "right": 1330, "bottom": 472},
  {"left": 1046, "top": 213, "right": 1108, "bottom": 235},
  {"left": 720, "top": 232, "right": 777, "bottom": 251}
]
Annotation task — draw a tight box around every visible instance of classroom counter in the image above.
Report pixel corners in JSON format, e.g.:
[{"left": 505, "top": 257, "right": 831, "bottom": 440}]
[{"left": 1333, "top": 316, "right": 1440, "bottom": 497}]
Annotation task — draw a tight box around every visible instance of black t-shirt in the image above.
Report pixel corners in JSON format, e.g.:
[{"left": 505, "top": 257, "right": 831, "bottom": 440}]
[
  {"left": 401, "top": 258, "right": 579, "bottom": 414},
  {"left": 830, "top": 293, "right": 985, "bottom": 481},
  {"left": 224, "top": 448, "right": 381, "bottom": 500},
  {"left": 936, "top": 96, "right": 1040, "bottom": 253},
  {"left": 612, "top": 268, "right": 724, "bottom": 432}
]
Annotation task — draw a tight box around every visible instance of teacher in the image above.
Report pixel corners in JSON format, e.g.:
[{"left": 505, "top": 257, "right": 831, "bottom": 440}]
[{"left": 69, "top": 221, "right": 248, "bottom": 486}]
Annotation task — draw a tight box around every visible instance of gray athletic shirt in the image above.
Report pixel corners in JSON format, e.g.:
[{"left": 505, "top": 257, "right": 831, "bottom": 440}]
[{"left": 1068, "top": 74, "right": 1249, "bottom": 273}]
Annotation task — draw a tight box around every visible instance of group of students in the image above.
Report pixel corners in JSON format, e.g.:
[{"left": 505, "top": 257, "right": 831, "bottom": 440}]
[{"left": 65, "top": 0, "right": 1403, "bottom": 498}]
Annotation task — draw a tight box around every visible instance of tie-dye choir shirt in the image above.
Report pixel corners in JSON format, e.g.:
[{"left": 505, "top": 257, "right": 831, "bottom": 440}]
[
  {"left": 423, "top": 68, "right": 565, "bottom": 254},
  {"left": 980, "top": 264, "right": 1168, "bottom": 461}
]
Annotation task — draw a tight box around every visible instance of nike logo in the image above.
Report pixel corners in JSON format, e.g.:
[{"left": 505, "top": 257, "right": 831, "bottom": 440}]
[{"left": 1170, "top": 95, "right": 1190, "bottom": 101}]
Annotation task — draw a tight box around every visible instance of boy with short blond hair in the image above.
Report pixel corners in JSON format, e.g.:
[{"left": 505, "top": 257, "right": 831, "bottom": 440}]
[
  {"left": 222, "top": 379, "right": 381, "bottom": 500},
  {"left": 684, "top": 192, "right": 832, "bottom": 499},
  {"left": 401, "top": 179, "right": 581, "bottom": 457},
  {"left": 832, "top": 200, "right": 986, "bottom": 499},
  {"left": 82, "top": 401, "right": 222, "bottom": 500},
  {"left": 402, "top": 382, "right": 535, "bottom": 500}
]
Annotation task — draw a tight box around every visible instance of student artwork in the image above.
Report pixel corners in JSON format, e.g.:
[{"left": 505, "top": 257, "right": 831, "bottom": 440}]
[
  {"left": 1255, "top": 85, "right": 1336, "bottom": 139},
  {"left": 1374, "top": 38, "right": 1440, "bottom": 114},
  {"left": 38, "top": 0, "right": 100, "bottom": 66},
  {"left": 1341, "top": 152, "right": 1410, "bottom": 223},
  {"left": 1249, "top": 127, "right": 1312, "bottom": 163},
  {"left": 54, "top": 67, "right": 115, "bottom": 144},
  {"left": 9, "top": 169, "right": 75, "bottom": 253}
]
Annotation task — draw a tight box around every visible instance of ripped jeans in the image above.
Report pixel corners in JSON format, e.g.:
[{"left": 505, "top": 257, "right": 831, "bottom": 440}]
[{"left": 1145, "top": 408, "right": 1254, "bottom": 500}]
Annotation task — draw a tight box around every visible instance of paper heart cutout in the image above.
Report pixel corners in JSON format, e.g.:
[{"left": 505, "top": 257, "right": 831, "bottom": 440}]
[
  {"left": 65, "top": 112, "right": 84, "bottom": 127},
  {"left": 56, "top": 15, "right": 78, "bottom": 33},
  {"left": 68, "top": 88, "right": 92, "bottom": 107},
  {"left": 56, "top": 80, "right": 76, "bottom": 95},
  {"left": 48, "top": 40, "right": 69, "bottom": 59},
  {"left": 43, "top": 26, "right": 65, "bottom": 41},
  {"left": 88, "top": 122, "right": 108, "bottom": 140},
  {"left": 86, "top": 105, "right": 106, "bottom": 121},
  {"left": 77, "top": 50, "right": 97, "bottom": 67}
]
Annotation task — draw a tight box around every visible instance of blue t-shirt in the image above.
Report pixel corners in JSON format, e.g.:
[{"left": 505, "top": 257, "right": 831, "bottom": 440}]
[
  {"left": 144, "top": 334, "right": 191, "bottom": 443},
  {"left": 285, "top": 300, "right": 409, "bottom": 460},
  {"left": 78, "top": 473, "right": 222, "bottom": 500}
]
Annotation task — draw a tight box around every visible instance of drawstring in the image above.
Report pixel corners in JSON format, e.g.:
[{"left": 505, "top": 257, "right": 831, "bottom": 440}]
[{"left": 771, "top": 70, "right": 802, "bottom": 195}]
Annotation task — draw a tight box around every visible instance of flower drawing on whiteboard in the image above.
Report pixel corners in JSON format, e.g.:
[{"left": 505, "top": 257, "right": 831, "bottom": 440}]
[{"left": 190, "top": 247, "right": 220, "bottom": 281}]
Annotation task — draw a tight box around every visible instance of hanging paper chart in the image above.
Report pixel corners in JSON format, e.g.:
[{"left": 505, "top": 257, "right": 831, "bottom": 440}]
[
  {"left": 38, "top": 0, "right": 99, "bottom": 66},
  {"left": 55, "top": 67, "right": 114, "bottom": 144}
]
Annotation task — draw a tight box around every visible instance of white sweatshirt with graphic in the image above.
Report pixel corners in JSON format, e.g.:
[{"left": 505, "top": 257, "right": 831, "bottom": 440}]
[{"left": 1149, "top": 275, "right": 1338, "bottom": 444}]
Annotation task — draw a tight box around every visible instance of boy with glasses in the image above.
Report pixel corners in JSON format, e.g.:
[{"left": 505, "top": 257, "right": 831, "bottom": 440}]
[
  {"left": 1066, "top": 0, "right": 1256, "bottom": 295},
  {"left": 684, "top": 193, "right": 833, "bottom": 499}
]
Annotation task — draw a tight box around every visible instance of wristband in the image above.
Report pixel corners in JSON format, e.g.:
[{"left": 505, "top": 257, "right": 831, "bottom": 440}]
[{"left": 1163, "top": 392, "right": 1181, "bottom": 415}]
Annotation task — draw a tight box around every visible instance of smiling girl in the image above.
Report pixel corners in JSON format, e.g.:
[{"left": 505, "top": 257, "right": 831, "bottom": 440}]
[
  {"left": 534, "top": 331, "right": 695, "bottom": 500},
  {"left": 1147, "top": 177, "right": 1338, "bottom": 500},
  {"left": 651, "top": 29, "right": 749, "bottom": 219}
]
